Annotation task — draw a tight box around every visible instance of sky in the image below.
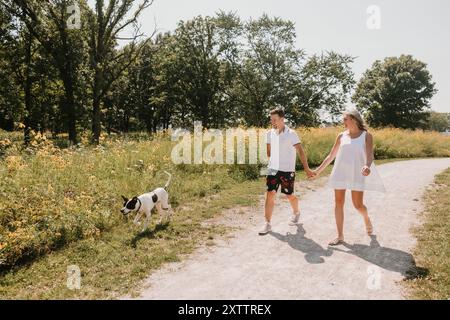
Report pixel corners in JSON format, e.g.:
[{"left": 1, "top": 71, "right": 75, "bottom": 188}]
[{"left": 121, "top": 0, "right": 450, "bottom": 112}]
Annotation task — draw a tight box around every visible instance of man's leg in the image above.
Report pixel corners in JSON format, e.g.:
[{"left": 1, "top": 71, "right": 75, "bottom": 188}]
[
  {"left": 280, "top": 171, "right": 299, "bottom": 224},
  {"left": 286, "top": 194, "right": 299, "bottom": 214},
  {"left": 264, "top": 190, "right": 277, "bottom": 223},
  {"left": 286, "top": 194, "right": 300, "bottom": 225},
  {"left": 260, "top": 174, "right": 279, "bottom": 235}
]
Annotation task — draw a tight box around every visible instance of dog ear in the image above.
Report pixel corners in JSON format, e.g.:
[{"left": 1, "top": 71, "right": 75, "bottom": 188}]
[
  {"left": 121, "top": 195, "right": 128, "bottom": 202},
  {"left": 132, "top": 196, "right": 138, "bottom": 201}
]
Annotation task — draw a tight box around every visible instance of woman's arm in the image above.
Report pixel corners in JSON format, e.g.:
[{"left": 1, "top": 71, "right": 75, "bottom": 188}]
[
  {"left": 313, "top": 133, "right": 342, "bottom": 176},
  {"left": 362, "top": 132, "right": 374, "bottom": 176},
  {"left": 365, "top": 132, "right": 374, "bottom": 167}
]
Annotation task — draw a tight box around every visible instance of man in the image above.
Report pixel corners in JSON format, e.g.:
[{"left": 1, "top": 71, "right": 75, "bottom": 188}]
[{"left": 259, "top": 108, "right": 315, "bottom": 235}]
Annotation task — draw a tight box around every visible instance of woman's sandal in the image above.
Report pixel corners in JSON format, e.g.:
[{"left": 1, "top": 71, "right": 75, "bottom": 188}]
[{"left": 328, "top": 237, "right": 345, "bottom": 246}]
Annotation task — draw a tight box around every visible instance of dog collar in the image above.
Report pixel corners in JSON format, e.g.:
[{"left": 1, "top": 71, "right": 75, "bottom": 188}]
[{"left": 136, "top": 198, "right": 142, "bottom": 213}]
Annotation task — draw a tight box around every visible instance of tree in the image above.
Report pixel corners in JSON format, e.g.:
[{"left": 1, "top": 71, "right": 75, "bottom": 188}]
[
  {"left": 0, "top": 8, "right": 359, "bottom": 137},
  {"left": 129, "top": 41, "right": 158, "bottom": 133},
  {"left": 426, "top": 112, "right": 450, "bottom": 132},
  {"left": 105, "top": 41, "right": 157, "bottom": 134},
  {"left": 148, "top": 33, "right": 182, "bottom": 130},
  {"left": 352, "top": 54, "right": 437, "bottom": 129},
  {"left": 227, "top": 14, "right": 302, "bottom": 127},
  {"left": 4, "top": 0, "right": 90, "bottom": 145},
  {"left": 85, "top": 0, "right": 155, "bottom": 144},
  {"left": 0, "top": 4, "right": 63, "bottom": 141},
  {"left": 289, "top": 52, "right": 355, "bottom": 126},
  {"left": 168, "top": 15, "right": 233, "bottom": 128},
  {"left": 0, "top": 6, "right": 22, "bottom": 132},
  {"left": 219, "top": 13, "right": 355, "bottom": 127}
]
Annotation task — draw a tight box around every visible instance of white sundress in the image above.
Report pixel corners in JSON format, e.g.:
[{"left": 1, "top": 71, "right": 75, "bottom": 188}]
[{"left": 328, "top": 130, "right": 386, "bottom": 192}]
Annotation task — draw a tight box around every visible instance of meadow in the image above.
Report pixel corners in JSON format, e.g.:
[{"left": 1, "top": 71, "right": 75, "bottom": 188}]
[
  {"left": 0, "top": 126, "right": 449, "bottom": 298},
  {"left": 405, "top": 167, "right": 450, "bottom": 299}
]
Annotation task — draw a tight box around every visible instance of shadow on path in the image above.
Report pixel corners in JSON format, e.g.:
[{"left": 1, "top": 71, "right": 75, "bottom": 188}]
[
  {"left": 270, "top": 224, "right": 333, "bottom": 264},
  {"left": 330, "top": 235, "right": 428, "bottom": 279}
]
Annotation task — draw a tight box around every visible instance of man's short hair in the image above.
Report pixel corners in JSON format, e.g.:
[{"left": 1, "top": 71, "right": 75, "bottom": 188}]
[{"left": 269, "top": 108, "right": 285, "bottom": 118}]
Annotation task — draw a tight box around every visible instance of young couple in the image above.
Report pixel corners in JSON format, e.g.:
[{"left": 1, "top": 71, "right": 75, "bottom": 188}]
[{"left": 260, "top": 108, "right": 385, "bottom": 245}]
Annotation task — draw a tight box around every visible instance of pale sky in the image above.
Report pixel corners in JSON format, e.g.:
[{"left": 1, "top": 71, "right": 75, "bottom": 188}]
[{"left": 123, "top": 0, "right": 450, "bottom": 112}]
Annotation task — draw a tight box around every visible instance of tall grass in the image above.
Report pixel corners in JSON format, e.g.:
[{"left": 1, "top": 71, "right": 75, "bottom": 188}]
[
  {"left": 298, "top": 127, "right": 450, "bottom": 167},
  {"left": 0, "top": 130, "right": 261, "bottom": 270},
  {"left": 405, "top": 168, "right": 450, "bottom": 299},
  {"left": 0, "top": 126, "right": 449, "bottom": 271}
]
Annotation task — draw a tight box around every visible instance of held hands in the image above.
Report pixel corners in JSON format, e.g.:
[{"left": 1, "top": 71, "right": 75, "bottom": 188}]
[
  {"left": 361, "top": 165, "right": 371, "bottom": 176},
  {"left": 305, "top": 168, "right": 318, "bottom": 180}
]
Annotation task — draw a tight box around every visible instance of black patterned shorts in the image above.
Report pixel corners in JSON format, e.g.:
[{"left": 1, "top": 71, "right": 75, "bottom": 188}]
[{"left": 266, "top": 170, "right": 296, "bottom": 195}]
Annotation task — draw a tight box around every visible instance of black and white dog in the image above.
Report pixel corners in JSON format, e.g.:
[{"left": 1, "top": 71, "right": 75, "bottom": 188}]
[{"left": 121, "top": 171, "right": 172, "bottom": 231}]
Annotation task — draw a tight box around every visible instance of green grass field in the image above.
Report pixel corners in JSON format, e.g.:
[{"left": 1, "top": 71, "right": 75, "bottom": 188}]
[{"left": 404, "top": 168, "right": 450, "bottom": 299}]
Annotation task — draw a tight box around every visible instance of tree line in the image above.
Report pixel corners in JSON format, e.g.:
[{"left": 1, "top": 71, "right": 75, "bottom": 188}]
[{"left": 0, "top": 1, "right": 444, "bottom": 146}]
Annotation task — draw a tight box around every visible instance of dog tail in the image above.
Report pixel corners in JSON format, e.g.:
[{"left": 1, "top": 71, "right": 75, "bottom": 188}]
[{"left": 163, "top": 171, "right": 172, "bottom": 189}]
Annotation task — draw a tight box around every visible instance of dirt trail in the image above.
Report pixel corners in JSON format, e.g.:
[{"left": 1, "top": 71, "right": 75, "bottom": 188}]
[{"left": 126, "top": 158, "right": 450, "bottom": 300}]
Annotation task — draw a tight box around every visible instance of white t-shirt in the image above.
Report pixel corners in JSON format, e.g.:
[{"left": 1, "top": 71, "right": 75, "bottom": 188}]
[{"left": 266, "top": 126, "right": 301, "bottom": 172}]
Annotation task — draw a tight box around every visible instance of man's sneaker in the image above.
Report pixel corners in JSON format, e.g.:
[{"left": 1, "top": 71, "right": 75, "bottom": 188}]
[
  {"left": 289, "top": 212, "right": 300, "bottom": 225},
  {"left": 258, "top": 223, "right": 272, "bottom": 235}
]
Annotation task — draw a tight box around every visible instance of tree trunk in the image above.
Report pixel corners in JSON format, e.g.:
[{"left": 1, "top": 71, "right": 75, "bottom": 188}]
[
  {"left": 92, "top": 67, "right": 102, "bottom": 145},
  {"left": 61, "top": 73, "right": 77, "bottom": 145},
  {"left": 23, "top": 32, "right": 32, "bottom": 145},
  {"left": 92, "top": 96, "right": 101, "bottom": 144},
  {"left": 59, "top": 27, "right": 77, "bottom": 146},
  {"left": 144, "top": 108, "right": 154, "bottom": 133}
]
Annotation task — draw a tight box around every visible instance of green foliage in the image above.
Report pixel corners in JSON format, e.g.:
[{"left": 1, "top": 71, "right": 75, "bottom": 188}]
[
  {"left": 352, "top": 54, "right": 437, "bottom": 129},
  {"left": 227, "top": 164, "right": 262, "bottom": 181},
  {"left": 0, "top": 4, "right": 357, "bottom": 142},
  {"left": 425, "top": 112, "right": 450, "bottom": 132},
  {"left": 405, "top": 168, "right": 450, "bottom": 299}
]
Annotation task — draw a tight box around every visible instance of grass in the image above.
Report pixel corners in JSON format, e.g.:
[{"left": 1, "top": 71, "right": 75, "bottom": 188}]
[
  {"left": 298, "top": 127, "right": 450, "bottom": 165},
  {"left": 0, "top": 126, "right": 449, "bottom": 299},
  {"left": 404, "top": 168, "right": 450, "bottom": 300},
  {"left": 0, "top": 130, "right": 265, "bottom": 271},
  {"left": 0, "top": 177, "right": 265, "bottom": 299}
]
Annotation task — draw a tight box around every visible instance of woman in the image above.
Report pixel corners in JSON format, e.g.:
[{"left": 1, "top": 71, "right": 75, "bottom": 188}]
[{"left": 312, "top": 110, "right": 385, "bottom": 246}]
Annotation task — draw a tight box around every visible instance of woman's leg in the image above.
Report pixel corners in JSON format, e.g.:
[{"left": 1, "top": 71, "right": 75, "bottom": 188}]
[
  {"left": 334, "top": 189, "right": 346, "bottom": 240},
  {"left": 351, "top": 191, "right": 373, "bottom": 234}
]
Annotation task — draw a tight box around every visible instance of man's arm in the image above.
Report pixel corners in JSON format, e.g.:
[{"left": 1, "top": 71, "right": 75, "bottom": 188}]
[
  {"left": 267, "top": 143, "right": 271, "bottom": 158},
  {"left": 294, "top": 143, "right": 313, "bottom": 176}
]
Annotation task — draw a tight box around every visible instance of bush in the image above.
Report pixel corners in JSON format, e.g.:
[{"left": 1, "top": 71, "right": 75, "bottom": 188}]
[{"left": 227, "top": 164, "right": 261, "bottom": 181}]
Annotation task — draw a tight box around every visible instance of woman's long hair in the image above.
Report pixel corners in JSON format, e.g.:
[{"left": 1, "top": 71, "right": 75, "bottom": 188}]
[{"left": 344, "top": 109, "right": 368, "bottom": 131}]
